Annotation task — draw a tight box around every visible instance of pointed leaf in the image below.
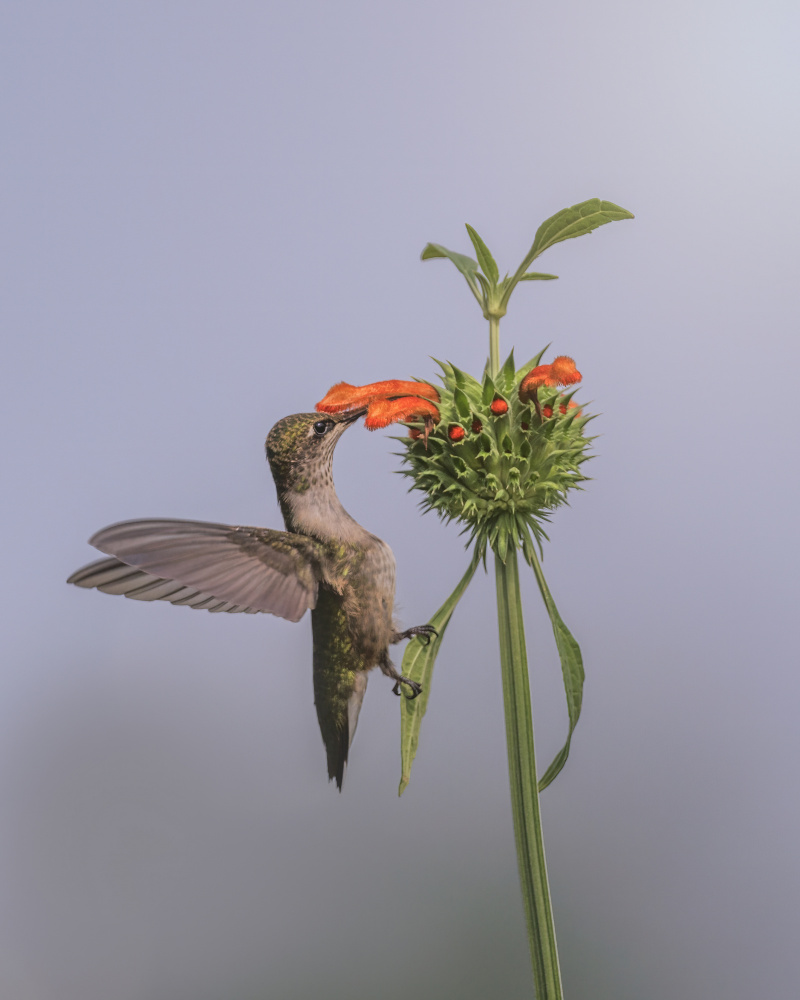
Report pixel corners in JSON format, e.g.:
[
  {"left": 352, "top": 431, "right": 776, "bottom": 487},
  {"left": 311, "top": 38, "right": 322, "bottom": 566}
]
[
  {"left": 500, "top": 349, "right": 516, "bottom": 392},
  {"left": 421, "top": 242, "right": 486, "bottom": 311},
  {"left": 453, "top": 387, "right": 472, "bottom": 419},
  {"left": 499, "top": 198, "right": 633, "bottom": 313},
  {"left": 465, "top": 224, "right": 499, "bottom": 284},
  {"left": 398, "top": 550, "right": 482, "bottom": 795},
  {"left": 522, "top": 538, "right": 585, "bottom": 790},
  {"left": 519, "top": 272, "right": 559, "bottom": 281},
  {"left": 530, "top": 199, "right": 634, "bottom": 262},
  {"left": 421, "top": 242, "right": 479, "bottom": 275}
]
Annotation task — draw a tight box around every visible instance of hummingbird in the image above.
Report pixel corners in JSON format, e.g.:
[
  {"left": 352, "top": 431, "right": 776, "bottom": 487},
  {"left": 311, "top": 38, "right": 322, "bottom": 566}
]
[{"left": 68, "top": 409, "right": 435, "bottom": 788}]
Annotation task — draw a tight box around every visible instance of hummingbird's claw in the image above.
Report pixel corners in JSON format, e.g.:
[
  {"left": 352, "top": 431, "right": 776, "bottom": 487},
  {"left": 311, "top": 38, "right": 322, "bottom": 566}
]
[
  {"left": 392, "top": 677, "right": 423, "bottom": 699},
  {"left": 392, "top": 624, "right": 438, "bottom": 646}
]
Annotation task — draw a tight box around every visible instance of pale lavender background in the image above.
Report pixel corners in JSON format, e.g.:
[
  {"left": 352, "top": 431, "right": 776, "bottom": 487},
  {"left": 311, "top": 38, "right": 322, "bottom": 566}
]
[{"left": 2, "top": 2, "right": 799, "bottom": 998}]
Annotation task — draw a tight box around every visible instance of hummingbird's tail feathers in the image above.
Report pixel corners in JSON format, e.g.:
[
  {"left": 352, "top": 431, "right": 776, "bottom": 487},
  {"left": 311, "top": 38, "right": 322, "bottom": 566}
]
[
  {"left": 75, "top": 518, "right": 324, "bottom": 622},
  {"left": 68, "top": 556, "right": 264, "bottom": 614},
  {"left": 314, "top": 666, "right": 368, "bottom": 791},
  {"left": 328, "top": 729, "right": 349, "bottom": 790},
  {"left": 347, "top": 670, "right": 368, "bottom": 747},
  {"left": 328, "top": 671, "right": 367, "bottom": 790}
]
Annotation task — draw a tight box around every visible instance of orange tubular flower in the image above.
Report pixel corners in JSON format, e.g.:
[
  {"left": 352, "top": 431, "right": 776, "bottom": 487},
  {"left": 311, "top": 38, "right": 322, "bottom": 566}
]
[
  {"left": 519, "top": 356, "right": 582, "bottom": 400},
  {"left": 317, "top": 380, "right": 440, "bottom": 414},
  {"left": 316, "top": 379, "right": 441, "bottom": 443},
  {"left": 518, "top": 355, "right": 582, "bottom": 421},
  {"left": 362, "top": 396, "right": 440, "bottom": 430}
]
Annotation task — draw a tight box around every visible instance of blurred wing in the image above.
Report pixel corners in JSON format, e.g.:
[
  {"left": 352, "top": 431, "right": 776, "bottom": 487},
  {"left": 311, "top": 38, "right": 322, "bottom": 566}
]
[{"left": 68, "top": 518, "right": 323, "bottom": 623}]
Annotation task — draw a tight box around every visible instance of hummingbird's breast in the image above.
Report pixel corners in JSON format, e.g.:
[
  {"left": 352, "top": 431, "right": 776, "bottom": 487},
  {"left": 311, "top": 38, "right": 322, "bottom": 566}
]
[{"left": 325, "top": 534, "right": 395, "bottom": 668}]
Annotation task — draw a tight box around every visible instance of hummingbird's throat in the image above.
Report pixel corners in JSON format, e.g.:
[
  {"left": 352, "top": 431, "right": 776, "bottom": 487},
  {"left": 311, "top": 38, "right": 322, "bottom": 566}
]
[{"left": 282, "top": 480, "right": 368, "bottom": 546}]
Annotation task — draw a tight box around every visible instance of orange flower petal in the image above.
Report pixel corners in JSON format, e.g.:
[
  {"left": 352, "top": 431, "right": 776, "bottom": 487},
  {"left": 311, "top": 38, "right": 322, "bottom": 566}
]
[
  {"left": 519, "top": 355, "right": 582, "bottom": 403},
  {"left": 317, "top": 380, "right": 440, "bottom": 414},
  {"left": 519, "top": 365, "right": 558, "bottom": 395},
  {"left": 550, "top": 356, "right": 581, "bottom": 385},
  {"left": 315, "top": 382, "right": 363, "bottom": 413},
  {"left": 363, "top": 396, "right": 441, "bottom": 430}
]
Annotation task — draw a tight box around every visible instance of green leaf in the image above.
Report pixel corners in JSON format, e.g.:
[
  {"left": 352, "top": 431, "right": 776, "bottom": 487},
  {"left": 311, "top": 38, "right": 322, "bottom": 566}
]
[
  {"left": 465, "top": 224, "right": 499, "bottom": 285},
  {"left": 522, "top": 537, "right": 585, "bottom": 791},
  {"left": 421, "top": 242, "right": 486, "bottom": 312},
  {"left": 448, "top": 363, "right": 468, "bottom": 389},
  {"left": 453, "top": 387, "right": 472, "bottom": 420},
  {"left": 398, "top": 550, "right": 482, "bottom": 795},
  {"left": 421, "top": 242, "right": 479, "bottom": 275},
  {"left": 530, "top": 198, "right": 634, "bottom": 262},
  {"left": 519, "top": 272, "right": 559, "bottom": 281},
  {"left": 498, "top": 198, "right": 634, "bottom": 314},
  {"left": 500, "top": 349, "right": 516, "bottom": 392}
]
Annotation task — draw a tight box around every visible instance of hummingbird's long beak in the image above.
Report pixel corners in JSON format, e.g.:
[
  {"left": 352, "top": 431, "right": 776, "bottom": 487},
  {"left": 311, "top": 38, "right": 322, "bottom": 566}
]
[{"left": 339, "top": 406, "right": 369, "bottom": 424}]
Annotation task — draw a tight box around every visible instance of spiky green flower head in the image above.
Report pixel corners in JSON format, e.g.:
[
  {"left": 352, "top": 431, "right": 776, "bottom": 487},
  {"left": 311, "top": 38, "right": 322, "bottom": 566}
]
[{"left": 398, "top": 349, "right": 596, "bottom": 561}]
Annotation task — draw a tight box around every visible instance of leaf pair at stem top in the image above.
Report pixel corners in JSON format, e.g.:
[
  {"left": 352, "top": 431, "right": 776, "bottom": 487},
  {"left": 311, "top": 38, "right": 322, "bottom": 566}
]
[{"left": 421, "top": 198, "right": 634, "bottom": 320}]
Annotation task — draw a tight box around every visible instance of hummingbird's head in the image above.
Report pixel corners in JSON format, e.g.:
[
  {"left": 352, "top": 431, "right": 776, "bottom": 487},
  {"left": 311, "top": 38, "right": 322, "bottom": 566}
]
[{"left": 265, "top": 409, "right": 366, "bottom": 495}]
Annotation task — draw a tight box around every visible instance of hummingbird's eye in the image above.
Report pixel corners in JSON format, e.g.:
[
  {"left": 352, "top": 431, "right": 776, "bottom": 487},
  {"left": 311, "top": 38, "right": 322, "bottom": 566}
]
[{"left": 313, "top": 420, "right": 332, "bottom": 437}]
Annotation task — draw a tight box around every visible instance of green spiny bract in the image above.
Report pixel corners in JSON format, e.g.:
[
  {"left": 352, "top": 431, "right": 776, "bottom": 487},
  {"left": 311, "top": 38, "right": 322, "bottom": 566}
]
[{"left": 397, "top": 350, "right": 595, "bottom": 561}]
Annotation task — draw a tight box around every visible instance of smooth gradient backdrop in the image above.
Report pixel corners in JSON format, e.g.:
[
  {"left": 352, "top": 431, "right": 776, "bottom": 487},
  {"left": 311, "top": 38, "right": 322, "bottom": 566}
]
[{"left": 2, "top": 3, "right": 799, "bottom": 998}]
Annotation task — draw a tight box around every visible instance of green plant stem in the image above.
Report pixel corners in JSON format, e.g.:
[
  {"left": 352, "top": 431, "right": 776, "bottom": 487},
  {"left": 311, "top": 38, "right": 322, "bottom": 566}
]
[
  {"left": 489, "top": 316, "right": 500, "bottom": 377},
  {"left": 495, "top": 547, "right": 563, "bottom": 999}
]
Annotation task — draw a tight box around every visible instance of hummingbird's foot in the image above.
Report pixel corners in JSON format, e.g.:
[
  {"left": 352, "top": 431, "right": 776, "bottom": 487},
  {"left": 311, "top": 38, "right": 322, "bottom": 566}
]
[
  {"left": 391, "top": 624, "right": 438, "bottom": 646},
  {"left": 391, "top": 676, "right": 423, "bottom": 699},
  {"left": 380, "top": 654, "right": 424, "bottom": 699}
]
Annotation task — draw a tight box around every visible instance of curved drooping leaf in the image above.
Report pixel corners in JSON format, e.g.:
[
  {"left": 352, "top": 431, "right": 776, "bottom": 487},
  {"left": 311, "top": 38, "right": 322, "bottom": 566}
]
[
  {"left": 421, "top": 242, "right": 479, "bottom": 275},
  {"left": 398, "top": 549, "right": 482, "bottom": 795},
  {"left": 421, "top": 242, "right": 484, "bottom": 309},
  {"left": 465, "top": 224, "right": 499, "bottom": 284},
  {"left": 521, "top": 534, "right": 585, "bottom": 790}
]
